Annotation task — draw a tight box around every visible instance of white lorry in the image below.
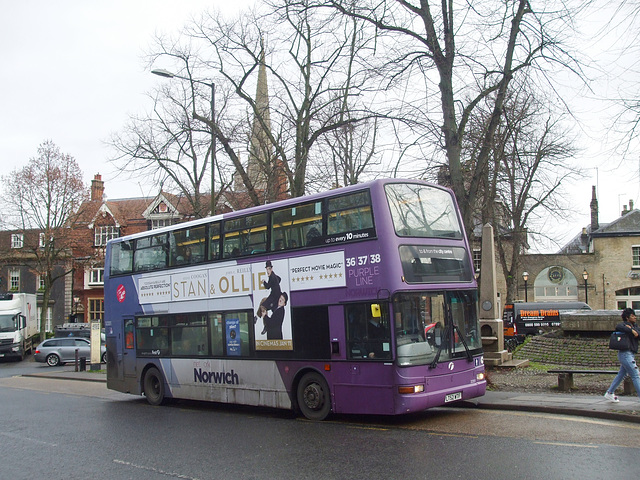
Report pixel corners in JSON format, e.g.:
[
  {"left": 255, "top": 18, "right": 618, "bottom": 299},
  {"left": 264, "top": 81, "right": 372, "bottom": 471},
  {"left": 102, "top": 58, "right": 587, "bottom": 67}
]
[{"left": 0, "top": 293, "right": 39, "bottom": 361}]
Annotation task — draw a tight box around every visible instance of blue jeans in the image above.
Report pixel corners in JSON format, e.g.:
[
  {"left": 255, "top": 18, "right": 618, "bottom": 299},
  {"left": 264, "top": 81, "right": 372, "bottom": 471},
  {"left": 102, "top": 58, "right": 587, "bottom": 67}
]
[{"left": 607, "top": 350, "right": 640, "bottom": 399}]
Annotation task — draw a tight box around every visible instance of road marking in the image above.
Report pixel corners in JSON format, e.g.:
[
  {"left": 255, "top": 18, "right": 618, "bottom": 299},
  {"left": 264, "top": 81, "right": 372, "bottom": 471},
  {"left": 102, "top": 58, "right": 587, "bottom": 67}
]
[
  {"left": 113, "top": 459, "right": 201, "bottom": 480},
  {"left": 0, "top": 431, "right": 57, "bottom": 447},
  {"left": 348, "top": 425, "right": 389, "bottom": 431},
  {"left": 0, "top": 376, "right": 132, "bottom": 401},
  {"left": 476, "top": 409, "right": 640, "bottom": 430},
  {"left": 534, "top": 441, "right": 598, "bottom": 448},
  {"left": 426, "top": 432, "right": 478, "bottom": 438}
]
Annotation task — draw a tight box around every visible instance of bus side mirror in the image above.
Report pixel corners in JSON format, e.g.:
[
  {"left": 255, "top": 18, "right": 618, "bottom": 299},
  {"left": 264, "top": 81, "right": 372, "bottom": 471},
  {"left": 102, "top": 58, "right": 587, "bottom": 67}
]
[{"left": 371, "top": 304, "right": 381, "bottom": 318}]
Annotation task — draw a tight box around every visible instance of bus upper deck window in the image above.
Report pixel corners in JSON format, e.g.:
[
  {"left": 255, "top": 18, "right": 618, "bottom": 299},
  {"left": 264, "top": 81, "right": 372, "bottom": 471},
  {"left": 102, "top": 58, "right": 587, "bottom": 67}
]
[{"left": 110, "top": 241, "right": 133, "bottom": 275}]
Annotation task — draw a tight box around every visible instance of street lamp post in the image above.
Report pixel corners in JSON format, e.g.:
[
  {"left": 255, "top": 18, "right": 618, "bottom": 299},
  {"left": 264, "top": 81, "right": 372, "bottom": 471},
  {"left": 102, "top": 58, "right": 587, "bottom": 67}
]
[
  {"left": 522, "top": 271, "right": 529, "bottom": 302},
  {"left": 151, "top": 69, "right": 216, "bottom": 215},
  {"left": 582, "top": 269, "right": 589, "bottom": 304}
]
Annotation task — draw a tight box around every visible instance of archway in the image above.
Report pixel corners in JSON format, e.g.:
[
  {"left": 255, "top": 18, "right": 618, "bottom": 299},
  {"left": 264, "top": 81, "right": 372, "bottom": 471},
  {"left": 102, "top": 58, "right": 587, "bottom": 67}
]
[{"left": 533, "top": 266, "right": 579, "bottom": 302}]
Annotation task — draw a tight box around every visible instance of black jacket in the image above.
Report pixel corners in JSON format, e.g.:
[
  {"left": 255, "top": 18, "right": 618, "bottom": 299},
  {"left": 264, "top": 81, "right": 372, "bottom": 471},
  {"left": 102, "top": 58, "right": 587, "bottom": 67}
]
[{"left": 614, "top": 321, "right": 640, "bottom": 353}]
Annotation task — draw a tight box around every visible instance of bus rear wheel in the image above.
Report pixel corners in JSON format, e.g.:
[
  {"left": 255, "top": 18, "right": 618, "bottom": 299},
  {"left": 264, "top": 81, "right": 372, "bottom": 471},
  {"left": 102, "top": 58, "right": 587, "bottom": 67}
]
[
  {"left": 297, "top": 372, "right": 331, "bottom": 421},
  {"left": 143, "top": 367, "right": 166, "bottom": 406}
]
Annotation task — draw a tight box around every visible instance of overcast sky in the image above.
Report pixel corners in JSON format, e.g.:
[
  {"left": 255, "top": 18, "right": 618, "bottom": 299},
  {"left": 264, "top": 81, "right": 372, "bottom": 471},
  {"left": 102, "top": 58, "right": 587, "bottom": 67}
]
[
  {"left": 1, "top": 1, "right": 637, "bottom": 253},
  {"left": 0, "top": 0, "right": 250, "bottom": 199}
]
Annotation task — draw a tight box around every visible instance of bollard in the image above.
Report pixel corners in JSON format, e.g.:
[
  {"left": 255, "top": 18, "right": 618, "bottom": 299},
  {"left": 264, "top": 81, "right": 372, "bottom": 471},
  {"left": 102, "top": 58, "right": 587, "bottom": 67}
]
[
  {"left": 79, "top": 356, "right": 87, "bottom": 372},
  {"left": 75, "top": 348, "right": 79, "bottom": 372},
  {"left": 557, "top": 373, "right": 573, "bottom": 391}
]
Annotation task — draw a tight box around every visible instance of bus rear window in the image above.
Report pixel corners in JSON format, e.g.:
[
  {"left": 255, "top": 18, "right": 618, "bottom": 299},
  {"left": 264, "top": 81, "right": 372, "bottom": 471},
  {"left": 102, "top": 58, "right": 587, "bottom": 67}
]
[{"left": 109, "top": 240, "right": 133, "bottom": 275}]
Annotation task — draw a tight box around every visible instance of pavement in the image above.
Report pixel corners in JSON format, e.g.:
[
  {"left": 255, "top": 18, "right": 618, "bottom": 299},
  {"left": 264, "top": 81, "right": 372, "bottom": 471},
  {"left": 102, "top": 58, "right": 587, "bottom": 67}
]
[{"left": 23, "top": 367, "right": 640, "bottom": 423}]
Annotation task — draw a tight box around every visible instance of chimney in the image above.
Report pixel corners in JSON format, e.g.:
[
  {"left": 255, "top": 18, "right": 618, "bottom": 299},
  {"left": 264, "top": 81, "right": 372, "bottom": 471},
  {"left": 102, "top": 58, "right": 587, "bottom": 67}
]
[
  {"left": 91, "top": 174, "right": 105, "bottom": 201},
  {"left": 630, "top": 199, "right": 634, "bottom": 211},
  {"left": 590, "top": 185, "right": 599, "bottom": 231}
]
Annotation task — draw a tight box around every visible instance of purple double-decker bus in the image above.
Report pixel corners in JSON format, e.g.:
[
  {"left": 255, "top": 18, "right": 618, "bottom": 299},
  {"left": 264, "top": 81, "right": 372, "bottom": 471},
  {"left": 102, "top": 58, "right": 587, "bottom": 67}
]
[{"left": 104, "top": 179, "right": 486, "bottom": 420}]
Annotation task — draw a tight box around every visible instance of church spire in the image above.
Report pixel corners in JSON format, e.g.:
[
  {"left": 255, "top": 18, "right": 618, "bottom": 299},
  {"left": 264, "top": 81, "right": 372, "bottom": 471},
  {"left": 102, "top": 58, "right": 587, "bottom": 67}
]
[
  {"left": 247, "top": 39, "right": 273, "bottom": 194},
  {"left": 590, "top": 185, "right": 599, "bottom": 232}
]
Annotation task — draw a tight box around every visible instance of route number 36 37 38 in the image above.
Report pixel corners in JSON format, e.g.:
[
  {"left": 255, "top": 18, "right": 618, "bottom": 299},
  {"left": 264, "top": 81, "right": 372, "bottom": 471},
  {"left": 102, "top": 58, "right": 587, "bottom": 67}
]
[{"left": 346, "top": 254, "right": 381, "bottom": 267}]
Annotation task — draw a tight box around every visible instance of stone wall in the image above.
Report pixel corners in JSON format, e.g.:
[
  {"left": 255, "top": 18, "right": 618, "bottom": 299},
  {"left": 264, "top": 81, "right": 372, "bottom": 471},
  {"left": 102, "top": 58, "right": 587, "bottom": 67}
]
[
  {"left": 513, "top": 336, "right": 619, "bottom": 368},
  {"left": 560, "top": 310, "right": 622, "bottom": 332}
]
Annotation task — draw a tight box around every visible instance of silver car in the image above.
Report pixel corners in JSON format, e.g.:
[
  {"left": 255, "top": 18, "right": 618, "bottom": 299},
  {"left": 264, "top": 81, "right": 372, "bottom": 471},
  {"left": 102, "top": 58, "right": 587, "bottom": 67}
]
[{"left": 34, "top": 337, "right": 107, "bottom": 367}]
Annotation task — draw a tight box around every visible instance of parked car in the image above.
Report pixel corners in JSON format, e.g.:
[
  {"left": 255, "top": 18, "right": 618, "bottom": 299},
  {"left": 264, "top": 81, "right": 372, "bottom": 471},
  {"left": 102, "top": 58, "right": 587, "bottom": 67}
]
[{"left": 34, "top": 337, "right": 107, "bottom": 367}]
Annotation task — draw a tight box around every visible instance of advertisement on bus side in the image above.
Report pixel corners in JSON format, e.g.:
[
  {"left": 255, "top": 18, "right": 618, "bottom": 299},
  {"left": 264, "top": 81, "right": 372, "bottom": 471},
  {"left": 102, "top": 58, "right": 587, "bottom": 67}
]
[{"left": 134, "top": 251, "right": 348, "bottom": 352}]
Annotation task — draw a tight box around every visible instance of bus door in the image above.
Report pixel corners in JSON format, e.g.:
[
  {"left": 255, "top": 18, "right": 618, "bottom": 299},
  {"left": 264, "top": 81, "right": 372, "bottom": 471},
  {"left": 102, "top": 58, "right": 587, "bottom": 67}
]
[{"left": 123, "top": 318, "right": 136, "bottom": 379}]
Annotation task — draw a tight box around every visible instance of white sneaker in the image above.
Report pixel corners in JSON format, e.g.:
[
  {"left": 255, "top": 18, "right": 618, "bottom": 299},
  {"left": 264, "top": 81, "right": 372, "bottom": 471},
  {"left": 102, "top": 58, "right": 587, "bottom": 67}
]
[{"left": 604, "top": 392, "right": 619, "bottom": 403}]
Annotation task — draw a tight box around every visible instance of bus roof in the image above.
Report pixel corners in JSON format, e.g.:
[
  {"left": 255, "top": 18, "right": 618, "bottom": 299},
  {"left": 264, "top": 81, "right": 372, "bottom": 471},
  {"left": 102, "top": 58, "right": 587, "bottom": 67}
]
[{"left": 107, "top": 178, "right": 453, "bottom": 245}]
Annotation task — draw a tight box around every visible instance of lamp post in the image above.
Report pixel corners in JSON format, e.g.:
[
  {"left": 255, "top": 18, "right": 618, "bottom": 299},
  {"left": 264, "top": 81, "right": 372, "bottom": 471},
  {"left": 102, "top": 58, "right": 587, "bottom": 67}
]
[
  {"left": 522, "top": 271, "right": 529, "bottom": 302},
  {"left": 151, "top": 69, "right": 216, "bottom": 215},
  {"left": 582, "top": 269, "right": 589, "bottom": 304}
]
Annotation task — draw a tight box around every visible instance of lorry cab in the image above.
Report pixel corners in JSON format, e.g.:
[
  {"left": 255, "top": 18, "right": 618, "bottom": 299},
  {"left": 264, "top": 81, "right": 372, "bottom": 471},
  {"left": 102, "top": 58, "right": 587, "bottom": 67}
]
[{"left": 0, "top": 293, "right": 38, "bottom": 360}]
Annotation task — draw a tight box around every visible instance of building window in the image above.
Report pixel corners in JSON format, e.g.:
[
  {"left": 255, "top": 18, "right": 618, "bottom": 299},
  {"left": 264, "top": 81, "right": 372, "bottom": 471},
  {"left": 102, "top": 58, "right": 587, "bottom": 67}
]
[
  {"left": 615, "top": 287, "right": 640, "bottom": 310},
  {"left": 37, "top": 307, "right": 52, "bottom": 333},
  {"left": 37, "top": 274, "right": 46, "bottom": 291},
  {"left": 88, "top": 298, "right": 104, "bottom": 321},
  {"left": 11, "top": 234, "right": 23, "bottom": 249},
  {"left": 9, "top": 268, "right": 20, "bottom": 290},
  {"left": 633, "top": 246, "right": 640, "bottom": 268},
  {"left": 473, "top": 248, "right": 482, "bottom": 274},
  {"left": 39, "top": 233, "right": 46, "bottom": 248},
  {"left": 89, "top": 268, "right": 104, "bottom": 285},
  {"left": 151, "top": 219, "right": 172, "bottom": 230},
  {"left": 95, "top": 226, "right": 119, "bottom": 246}
]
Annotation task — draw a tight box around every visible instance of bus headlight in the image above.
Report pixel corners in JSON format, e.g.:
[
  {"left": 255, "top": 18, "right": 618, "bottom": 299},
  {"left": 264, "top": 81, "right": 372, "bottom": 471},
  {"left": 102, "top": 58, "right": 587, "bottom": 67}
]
[
  {"left": 477, "top": 372, "right": 485, "bottom": 381},
  {"left": 398, "top": 385, "right": 424, "bottom": 394}
]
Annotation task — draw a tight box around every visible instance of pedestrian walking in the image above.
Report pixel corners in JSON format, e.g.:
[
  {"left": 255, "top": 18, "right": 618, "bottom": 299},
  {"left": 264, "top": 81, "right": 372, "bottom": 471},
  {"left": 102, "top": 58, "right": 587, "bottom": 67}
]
[{"left": 604, "top": 307, "right": 640, "bottom": 402}]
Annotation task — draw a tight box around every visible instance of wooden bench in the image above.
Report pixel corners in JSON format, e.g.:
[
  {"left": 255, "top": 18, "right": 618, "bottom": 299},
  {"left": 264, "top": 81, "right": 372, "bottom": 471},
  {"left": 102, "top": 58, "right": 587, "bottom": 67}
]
[{"left": 547, "top": 369, "right": 634, "bottom": 395}]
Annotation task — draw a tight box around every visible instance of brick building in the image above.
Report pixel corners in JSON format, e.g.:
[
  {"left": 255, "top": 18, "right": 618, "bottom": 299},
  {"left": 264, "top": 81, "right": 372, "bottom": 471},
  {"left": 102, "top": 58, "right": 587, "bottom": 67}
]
[
  {"left": 68, "top": 171, "right": 286, "bottom": 325},
  {"left": 0, "top": 229, "right": 67, "bottom": 331},
  {"left": 68, "top": 174, "right": 207, "bottom": 323}
]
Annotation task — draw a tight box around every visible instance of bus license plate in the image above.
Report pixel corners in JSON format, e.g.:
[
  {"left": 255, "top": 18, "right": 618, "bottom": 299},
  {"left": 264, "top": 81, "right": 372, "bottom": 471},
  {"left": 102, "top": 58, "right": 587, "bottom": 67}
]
[{"left": 445, "top": 392, "right": 462, "bottom": 403}]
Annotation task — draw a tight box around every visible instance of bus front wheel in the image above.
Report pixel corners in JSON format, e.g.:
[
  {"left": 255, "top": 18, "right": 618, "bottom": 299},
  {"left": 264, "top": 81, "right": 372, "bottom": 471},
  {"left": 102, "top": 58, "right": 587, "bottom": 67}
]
[
  {"left": 297, "top": 372, "right": 331, "bottom": 421},
  {"left": 143, "top": 367, "right": 166, "bottom": 406}
]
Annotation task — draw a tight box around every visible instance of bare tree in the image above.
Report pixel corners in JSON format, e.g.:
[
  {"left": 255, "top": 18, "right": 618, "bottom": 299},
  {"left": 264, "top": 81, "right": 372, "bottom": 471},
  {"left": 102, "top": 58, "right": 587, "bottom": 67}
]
[
  {"left": 109, "top": 60, "right": 222, "bottom": 218},
  {"left": 1, "top": 141, "right": 89, "bottom": 341},
  {"left": 604, "top": 0, "right": 640, "bottom": 158},
  {"left": 315, "top": 0, "right": 582, "bottom": 238},
  {"left": 319, "top": 13, "right": 383, "bottom": 188},
  {"left": 322, "top": 117, "right": 381, "bottom": 188},
  {"left": 183, "top": 2, "right": 380, "bottom": 199},
  {"left": 468, "top": 88, "right": 580, "bottom": 301}
]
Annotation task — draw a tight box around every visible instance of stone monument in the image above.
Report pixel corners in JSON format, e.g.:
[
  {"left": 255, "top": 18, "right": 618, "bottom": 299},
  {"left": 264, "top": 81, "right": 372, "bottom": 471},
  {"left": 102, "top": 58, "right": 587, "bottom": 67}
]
[{"left": 478, "top": 223, "right": 510, "bottom": 366}]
